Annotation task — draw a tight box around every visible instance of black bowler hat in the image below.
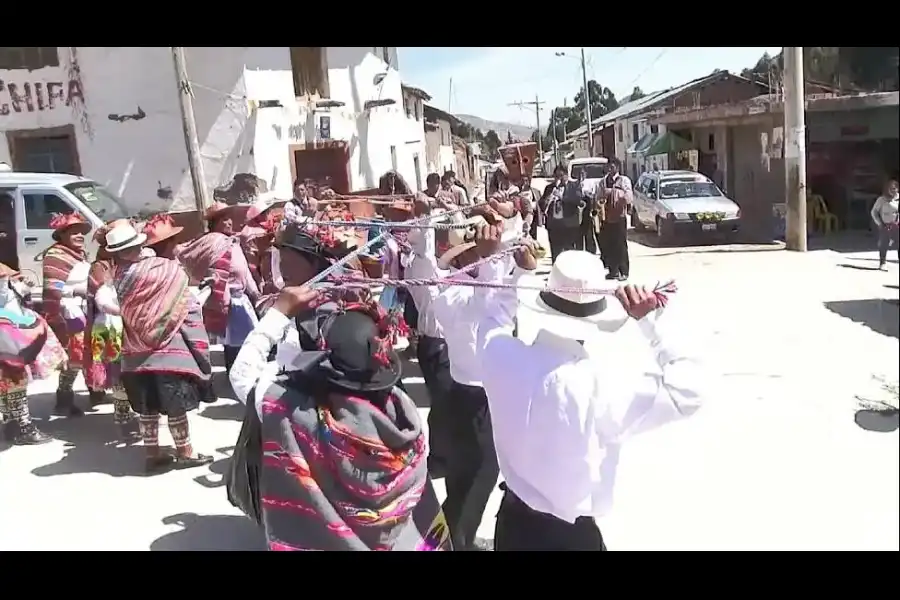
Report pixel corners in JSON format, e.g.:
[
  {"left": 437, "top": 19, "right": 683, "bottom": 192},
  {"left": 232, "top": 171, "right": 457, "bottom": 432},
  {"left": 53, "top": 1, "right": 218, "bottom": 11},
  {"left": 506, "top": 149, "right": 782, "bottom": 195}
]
[{"left": 275, "top": 225, "right": 337, "bottom": 268}]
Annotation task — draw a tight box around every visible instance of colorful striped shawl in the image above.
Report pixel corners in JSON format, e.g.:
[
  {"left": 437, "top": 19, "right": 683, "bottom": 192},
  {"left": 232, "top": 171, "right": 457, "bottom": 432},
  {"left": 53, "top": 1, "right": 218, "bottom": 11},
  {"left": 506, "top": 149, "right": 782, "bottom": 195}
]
[
  {"left": 177, "top": 232, "right": 234, "bottom": 337},
  {"left": 41, "top": 243, "right": 87, "bottom": 335},
  {"left": 114, "top": 257, "right": 191, "bottom": 354}
]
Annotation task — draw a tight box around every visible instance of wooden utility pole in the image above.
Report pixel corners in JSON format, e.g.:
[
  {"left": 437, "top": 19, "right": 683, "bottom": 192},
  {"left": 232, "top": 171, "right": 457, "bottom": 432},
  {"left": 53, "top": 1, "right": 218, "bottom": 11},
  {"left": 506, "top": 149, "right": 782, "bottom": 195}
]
[
  {"left": 508, "top": 96, "right": 546, "bottom": 169},
  {"left": 783, "top": 47, "right": 808, "bottom": 251},
  {"left": 171, "top": 47, "right": 211, "bottom": 220},
  {"left": 580, "top": 48, "right": 593, "bottom": 157},
  {"left": 448, "top": 77, "right": 453, "bottom": 113}
]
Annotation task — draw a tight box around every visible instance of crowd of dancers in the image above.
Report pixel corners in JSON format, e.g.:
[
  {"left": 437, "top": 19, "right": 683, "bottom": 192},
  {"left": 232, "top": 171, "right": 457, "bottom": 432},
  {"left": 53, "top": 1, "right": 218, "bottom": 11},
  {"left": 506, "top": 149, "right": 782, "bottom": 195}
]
[{"left": 1, "top": 141, "right": 708, "bottom": 551}]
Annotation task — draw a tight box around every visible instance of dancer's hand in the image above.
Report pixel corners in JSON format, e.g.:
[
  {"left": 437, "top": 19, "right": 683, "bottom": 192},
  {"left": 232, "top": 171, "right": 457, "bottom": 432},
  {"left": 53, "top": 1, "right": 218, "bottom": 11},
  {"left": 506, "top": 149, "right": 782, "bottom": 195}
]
[
  {"left": 413, "top": 194, "right": 431, "bottom": 217},
  {"left": 514, "top": 240, "right": 538, "bottom": 271},
  {"left": 474, "top": 222, "right": 503, "bottom": 258},
  {"left": 614, "top": 285, "right": 659, "bottom": 321},
  {"left": 489, "top": 197, "right": 518, "bottom": 219},
  {"left": 275, "top": 286, "right": 322, "bottom": 318}
]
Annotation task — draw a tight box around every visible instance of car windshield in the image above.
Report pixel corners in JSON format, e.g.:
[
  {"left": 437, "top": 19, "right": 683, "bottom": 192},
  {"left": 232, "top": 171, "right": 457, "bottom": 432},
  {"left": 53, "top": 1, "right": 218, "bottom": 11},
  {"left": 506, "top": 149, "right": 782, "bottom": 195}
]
[
  {"left": 570, "top": 163, "right": 606, "bottom": 180},
  {"left": 64, "top": 182, "right": 130, "bottom": 221},
  {"left": 658, "top": 179, "right": 722, "bottom": 200}
]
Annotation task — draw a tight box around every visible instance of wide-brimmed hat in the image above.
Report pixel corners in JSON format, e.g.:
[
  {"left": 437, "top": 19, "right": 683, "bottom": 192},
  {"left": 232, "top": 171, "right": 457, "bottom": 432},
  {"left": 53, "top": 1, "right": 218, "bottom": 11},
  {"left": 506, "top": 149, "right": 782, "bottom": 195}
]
[
  {"left": 50, "top": 212, "right": 91, "bottom": 241},
  {"left": 436, "top": 215, "right": 485, "bottom": 269},
  {"left": 518, "top": 250, "right": 629, "bottom": 341},
  {"left": 275, "top": 225, "right": 337, "bottom": 268},
  {"left": 246, "top": 192, "right": 278, "bottom": 223},
  {"left": 204, "top": 201, "right": 235, "bottom": 221},
  {"left": 93, "top": 219, "right": 133, "bottom": 246},
  {"left": 0, "top": 262, "right": 18, "bottom": 278},
  {"left": 143, "top": 213, "right": 185, "bottom": 247},
  {"left": 104, "top": 221, "right": 147, "bottom": 254}
]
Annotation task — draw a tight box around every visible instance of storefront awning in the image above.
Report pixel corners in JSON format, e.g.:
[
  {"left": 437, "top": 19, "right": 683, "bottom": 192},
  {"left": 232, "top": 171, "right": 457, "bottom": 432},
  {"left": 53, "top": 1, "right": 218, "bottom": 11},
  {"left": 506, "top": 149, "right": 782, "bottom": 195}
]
[
  {"left": 645, "top": 131, "right": 695, "bottom": 156},
  {"left": 626, "top": 132, "right": 660, "bottom": 155}
]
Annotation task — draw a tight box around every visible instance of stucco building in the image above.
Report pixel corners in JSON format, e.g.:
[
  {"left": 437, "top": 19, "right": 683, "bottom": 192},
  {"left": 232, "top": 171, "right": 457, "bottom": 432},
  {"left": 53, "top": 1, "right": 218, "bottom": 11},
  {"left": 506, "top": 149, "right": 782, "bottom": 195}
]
[{"left": 0, "top": 46, "right": 426, "bottom": 213}]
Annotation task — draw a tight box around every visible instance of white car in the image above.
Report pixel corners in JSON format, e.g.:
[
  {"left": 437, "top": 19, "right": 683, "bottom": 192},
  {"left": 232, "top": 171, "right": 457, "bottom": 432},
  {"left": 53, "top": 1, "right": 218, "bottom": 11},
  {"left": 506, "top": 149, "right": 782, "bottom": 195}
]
[{"left": 631, "top": 170, "right": 741, "bottom": 244}]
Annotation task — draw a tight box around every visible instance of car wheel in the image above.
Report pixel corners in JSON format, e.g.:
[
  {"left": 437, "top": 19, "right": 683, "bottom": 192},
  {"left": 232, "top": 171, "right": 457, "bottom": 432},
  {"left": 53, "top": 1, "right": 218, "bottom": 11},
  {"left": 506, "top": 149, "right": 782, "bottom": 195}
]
[{"left": 631, "top": 206, "right": 645, "bottom": 231}]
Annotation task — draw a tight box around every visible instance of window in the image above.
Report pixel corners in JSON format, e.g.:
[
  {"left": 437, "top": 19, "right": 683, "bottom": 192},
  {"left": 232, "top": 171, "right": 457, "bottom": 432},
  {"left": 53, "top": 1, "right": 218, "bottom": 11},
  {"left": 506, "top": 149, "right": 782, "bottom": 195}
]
[
  {"left": 617, "top": 124, "right": 623, "bottom": 142},
  {"left": 708, "top": 133, "right": 715, "bottom": 151},
  {"left": 8, "top": 128, "right": 80, "bottom": 175},
  {"left": 635, "top": 175, "right": 646, "bottom": 194},
  {"left": 390, "top": 145, "right": 397, "bottom": 171},
  {"left": 23, "top": 192, "right": 72, "bottom": 229},
  {"left": 650, "top": 124, "right": 659, "bottom": 135},
  {"left": 65, "top": 182, "right": 129, "bottom": 221},
  {"left": 632, "top": 123, "right": 640, "bottom": 143},
  {"left": 414, "top": 101, "right": 421, "bottom": 121},
  {"left": 0, "top": 47, "right": 58, "bottom": 70},
  {"left": 289, "top": 47, "right": 329, "bottom": 98},
  {"left": 403, "top": 94, "right": 411, "bottom": 118}
]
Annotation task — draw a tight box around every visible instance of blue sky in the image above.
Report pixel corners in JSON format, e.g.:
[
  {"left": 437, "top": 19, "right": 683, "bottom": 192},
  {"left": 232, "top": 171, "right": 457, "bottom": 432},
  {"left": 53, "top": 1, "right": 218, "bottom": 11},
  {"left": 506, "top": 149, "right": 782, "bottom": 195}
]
[{"left": 398, "top": 47, "right": 783, "bottom": 126}]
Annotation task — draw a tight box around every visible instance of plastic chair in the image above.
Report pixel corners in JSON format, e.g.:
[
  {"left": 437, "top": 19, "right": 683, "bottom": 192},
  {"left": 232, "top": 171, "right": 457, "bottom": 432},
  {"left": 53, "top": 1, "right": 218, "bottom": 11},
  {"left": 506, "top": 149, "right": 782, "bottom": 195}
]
[{"left": 806, "top": 193, "right": 840, "bottom": 234}]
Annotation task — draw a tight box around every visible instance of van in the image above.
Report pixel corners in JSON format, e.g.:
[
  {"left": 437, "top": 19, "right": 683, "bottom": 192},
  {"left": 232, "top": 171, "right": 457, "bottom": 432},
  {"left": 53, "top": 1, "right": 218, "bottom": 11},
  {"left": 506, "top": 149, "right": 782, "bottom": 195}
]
[{"left": 0, "top": 171, "right": 130, "bottom": 291}]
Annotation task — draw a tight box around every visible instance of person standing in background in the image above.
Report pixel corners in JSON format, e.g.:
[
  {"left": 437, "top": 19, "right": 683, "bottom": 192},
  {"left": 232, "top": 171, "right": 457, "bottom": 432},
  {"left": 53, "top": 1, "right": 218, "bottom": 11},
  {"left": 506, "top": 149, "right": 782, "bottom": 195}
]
[
  {"left": 544, "top": 164, "right": 585, "bottom": 261},
  {"left": 871, "top": 179, "right": 899, "bottom": 271},
  {"left": 597, "top": 158, "right": 633, "bottom": 281},
  {"left": 442, "top": 171, "right": 470, "bottom": 206}
]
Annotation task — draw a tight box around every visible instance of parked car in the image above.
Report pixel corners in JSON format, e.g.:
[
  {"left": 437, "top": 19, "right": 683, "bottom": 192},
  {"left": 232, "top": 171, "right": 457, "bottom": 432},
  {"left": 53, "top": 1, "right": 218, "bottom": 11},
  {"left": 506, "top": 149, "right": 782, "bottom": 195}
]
[
  {"left": 0, "top": 171, "right": 130, "bottom": 293},
  {"left": 631, "top": 170, "right": 741, "bottom": 244},
  {"left": 568, "top": 157, "right": 608, "bottom": 198}
]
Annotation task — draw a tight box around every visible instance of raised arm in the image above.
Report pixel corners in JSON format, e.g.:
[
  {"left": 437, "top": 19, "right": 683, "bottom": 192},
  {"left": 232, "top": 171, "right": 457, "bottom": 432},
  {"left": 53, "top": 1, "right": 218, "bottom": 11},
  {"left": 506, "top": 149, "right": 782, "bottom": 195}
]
[{"left": 230, "top": 307, "right": 291, "bottom": 403}]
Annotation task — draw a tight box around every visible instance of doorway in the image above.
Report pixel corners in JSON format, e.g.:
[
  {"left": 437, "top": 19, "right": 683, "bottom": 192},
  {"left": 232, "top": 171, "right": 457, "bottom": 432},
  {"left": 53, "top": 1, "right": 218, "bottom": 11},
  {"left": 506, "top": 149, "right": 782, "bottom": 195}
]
[
  {"left": 290, "top": 144, "right": 350, "bottom": 193},
  {"left": 413, "top": 153, "right": 422, "bottom": 191}
]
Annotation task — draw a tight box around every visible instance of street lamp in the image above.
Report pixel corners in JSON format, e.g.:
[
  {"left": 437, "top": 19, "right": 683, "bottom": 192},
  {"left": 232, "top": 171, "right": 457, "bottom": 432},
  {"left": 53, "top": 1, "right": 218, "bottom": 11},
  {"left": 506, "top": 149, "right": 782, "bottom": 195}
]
[{"left": 555, "top": 49, "right": 593, "bottom": 157}]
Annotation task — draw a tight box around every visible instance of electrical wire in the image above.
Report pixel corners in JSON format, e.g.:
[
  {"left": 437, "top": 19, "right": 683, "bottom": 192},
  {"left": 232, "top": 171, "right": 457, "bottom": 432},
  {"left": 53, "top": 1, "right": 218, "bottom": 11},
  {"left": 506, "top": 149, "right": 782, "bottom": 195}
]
[{"left": 616, "top": 48, "right": 668, "bottom": 97}]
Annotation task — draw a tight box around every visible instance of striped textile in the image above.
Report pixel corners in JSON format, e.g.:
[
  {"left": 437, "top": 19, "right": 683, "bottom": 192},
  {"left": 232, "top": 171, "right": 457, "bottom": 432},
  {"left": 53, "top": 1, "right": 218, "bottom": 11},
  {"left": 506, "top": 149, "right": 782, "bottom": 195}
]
[
  {"left": 177, "top": 232, "right": 233, "bottom": 337},
  {"left": 114, "top": 257, "right": 210, "bottom": 379},
  {"left": 41, "top": 243, "right": 86, "bottom": 337}
]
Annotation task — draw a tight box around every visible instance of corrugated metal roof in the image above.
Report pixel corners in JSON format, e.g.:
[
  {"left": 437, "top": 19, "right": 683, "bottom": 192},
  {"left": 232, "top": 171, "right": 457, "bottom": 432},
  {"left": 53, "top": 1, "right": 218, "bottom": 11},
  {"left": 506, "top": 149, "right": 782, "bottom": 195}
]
[{"left": 566, "top": 71, "right": 743, "bottom": 141}]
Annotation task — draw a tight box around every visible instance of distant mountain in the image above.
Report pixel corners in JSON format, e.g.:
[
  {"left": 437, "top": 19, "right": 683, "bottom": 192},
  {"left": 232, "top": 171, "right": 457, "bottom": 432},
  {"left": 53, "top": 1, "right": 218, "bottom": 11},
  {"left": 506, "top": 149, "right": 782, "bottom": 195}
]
[{"left": 455, "top": 114, "right": 536, "bottom": 142}]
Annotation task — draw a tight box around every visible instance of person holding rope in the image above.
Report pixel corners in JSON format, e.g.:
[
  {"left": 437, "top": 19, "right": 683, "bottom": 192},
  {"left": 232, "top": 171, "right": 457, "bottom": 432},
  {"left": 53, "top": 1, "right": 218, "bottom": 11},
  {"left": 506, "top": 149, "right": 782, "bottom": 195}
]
[
  {"left": 430, "top": 199, "right": 520, "bottom": 552},
  {"left": 470, "top": 230, "right": 708, "bottom": 550}
]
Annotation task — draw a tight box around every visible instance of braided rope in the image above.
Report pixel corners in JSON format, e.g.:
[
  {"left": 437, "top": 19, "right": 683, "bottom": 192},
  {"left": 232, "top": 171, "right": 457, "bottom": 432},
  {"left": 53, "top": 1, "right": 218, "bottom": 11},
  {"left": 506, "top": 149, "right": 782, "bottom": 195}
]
[
  {"left": 300, "top": 201, "right": 489, "bottom": 287},
  {"left": 301, "top": 219, "right": 477, "bottom": 231}
]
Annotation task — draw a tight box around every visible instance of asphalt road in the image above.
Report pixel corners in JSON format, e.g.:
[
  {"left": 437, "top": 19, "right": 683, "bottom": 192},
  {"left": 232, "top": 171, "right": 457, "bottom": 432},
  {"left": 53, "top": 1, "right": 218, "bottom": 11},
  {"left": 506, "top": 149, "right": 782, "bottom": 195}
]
[{"left": 1, "top": 233, "right": 897, "bottom": 551}]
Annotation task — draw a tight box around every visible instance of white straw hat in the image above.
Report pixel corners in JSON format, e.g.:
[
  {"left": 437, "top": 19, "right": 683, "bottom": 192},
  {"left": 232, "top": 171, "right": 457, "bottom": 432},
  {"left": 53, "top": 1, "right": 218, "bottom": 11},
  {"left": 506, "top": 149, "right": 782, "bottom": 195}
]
[{"left": 104, "top": 221, "right": 147, "bottom": 253}]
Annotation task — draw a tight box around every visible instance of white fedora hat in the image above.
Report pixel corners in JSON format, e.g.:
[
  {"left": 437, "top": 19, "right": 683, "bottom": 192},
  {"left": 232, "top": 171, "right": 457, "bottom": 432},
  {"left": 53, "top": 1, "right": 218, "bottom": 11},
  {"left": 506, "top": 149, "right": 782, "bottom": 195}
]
[
  {"left": 518, "top": 250, "right": 629, "bottom": 339},
  {"left": 105, "top": 221, "right": 147, "bottom": 253}
]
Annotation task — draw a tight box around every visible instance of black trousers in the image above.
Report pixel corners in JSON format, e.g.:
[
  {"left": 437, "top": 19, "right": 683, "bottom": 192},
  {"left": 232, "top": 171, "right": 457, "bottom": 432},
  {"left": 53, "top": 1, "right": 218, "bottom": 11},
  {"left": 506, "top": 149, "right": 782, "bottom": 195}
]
[
  {"left": 223, "top": 345, "right": 240, "bottom": 372},
  {"left": 878, "top": 224, "right": 899, "bottom": 265},
  {"left": 600, "top": 220, "right": 629, "bottom": 277},
  {"left": 442, "top": 381, "right": 500, "bottom": 550},
  {"left": 548, "top": 226, "right": 581, "bottom": 262},
  {"left": 417, "top": 335, "right": 454, "bottom": 469},
  {"left": 494, "top": 484, "right": 607, "bottom": 551}
]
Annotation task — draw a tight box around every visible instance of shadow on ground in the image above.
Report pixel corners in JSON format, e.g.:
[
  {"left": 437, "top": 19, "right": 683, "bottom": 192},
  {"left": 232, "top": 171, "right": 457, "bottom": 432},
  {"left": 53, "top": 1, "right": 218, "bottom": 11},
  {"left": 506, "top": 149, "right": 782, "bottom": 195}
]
[
  {"left": 151, "top": 512, "right": 266, "bottom": 551},
  {"left": 824, "top": 298, "right": 900, "bottom": 339},
  {"left": 807, "top": 231, "right": 877, "bottom": 254},
  {"left": 838, "top": 263, "right": 883, "bottom": 272},
  {"left": 193, "top": 446, "right": 234, "bottom": 490},
  {"left": 627, "top": 230, "right": 783, "bottom": 254},
  {"left": 199, "top": 401, "right": 244, "bottom": 422},
  {"left": 854, "top": 408, "right": 900, "bottom": 433},
  {"left": 28, "top": 393, "right": 147, "bottom": 478}
]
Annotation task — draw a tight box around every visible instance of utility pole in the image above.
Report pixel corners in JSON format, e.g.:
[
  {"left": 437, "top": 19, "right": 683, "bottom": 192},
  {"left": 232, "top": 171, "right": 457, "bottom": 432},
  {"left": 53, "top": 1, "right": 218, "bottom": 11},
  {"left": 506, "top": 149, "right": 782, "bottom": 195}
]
[
  {"left": 580, "top": 48, "right": 593, "bottom": 157},
  {"left": 783, "top": 47, "right": 807, "bottom": 252},
  {"left": 171, "top": 47, "right": 210, "bottom": 220},
  {"left": 551, "top": 108, "right": 560, "bottom": 165},
  {"left": 448, "top": 77, "right": 453, "bottom": 113},
  {"left": 508, "top": 96, "right": 546, "bottom": 173}
]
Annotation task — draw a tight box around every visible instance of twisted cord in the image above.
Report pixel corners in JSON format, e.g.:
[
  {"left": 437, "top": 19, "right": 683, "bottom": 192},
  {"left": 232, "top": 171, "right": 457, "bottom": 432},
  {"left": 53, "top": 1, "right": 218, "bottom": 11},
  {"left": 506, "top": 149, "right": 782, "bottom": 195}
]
[
  {"left": 301, "top": 201, "right": 489, "bottom": 287},
  {"left": 301, "top": 219, "right": 476, "bottom": 230},
  {"left": 328, "top": 276, "right": 678, "bottom": 306}
]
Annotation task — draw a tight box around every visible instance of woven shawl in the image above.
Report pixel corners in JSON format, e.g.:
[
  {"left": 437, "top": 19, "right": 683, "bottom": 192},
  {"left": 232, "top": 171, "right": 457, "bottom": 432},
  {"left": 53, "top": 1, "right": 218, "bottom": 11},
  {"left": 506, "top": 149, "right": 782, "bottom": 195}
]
[{"left": 41, "top": 243, "right": 87, "bottom": 335}]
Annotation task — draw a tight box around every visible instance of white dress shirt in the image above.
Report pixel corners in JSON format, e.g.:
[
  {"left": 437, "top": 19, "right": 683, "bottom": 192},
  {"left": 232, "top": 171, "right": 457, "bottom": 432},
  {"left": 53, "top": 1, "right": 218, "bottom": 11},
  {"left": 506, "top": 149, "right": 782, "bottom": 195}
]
[
  {"left": 405, "top": 228, "right": 449, "bottom": 339},
  {"left": 474, "top": 260, "right": 707, "bottom": 523},
  {"left": 229, "top": 307, "right": 303, "bottom": 410}
]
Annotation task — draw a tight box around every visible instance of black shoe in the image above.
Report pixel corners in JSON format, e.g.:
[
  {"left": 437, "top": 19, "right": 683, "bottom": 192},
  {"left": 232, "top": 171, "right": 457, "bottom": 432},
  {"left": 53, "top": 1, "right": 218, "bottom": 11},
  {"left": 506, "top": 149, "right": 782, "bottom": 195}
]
[
  {"left": 12, "top": 422, "right": 53, "bottom": 445},
  {"left": 89, "top": 390, "right": 109, "bottom": 406},
  {"left": 145, "top": 454, "right": 175, "bottom": 475},
  {"left": 54, "top": 391, "right": 85, "bottom": 418},
  {"left": 605, "top": 273, "right": 619, "bottom": 280},
  {"left": 617, "top": 274, "right": 628, "bottom": 282}
]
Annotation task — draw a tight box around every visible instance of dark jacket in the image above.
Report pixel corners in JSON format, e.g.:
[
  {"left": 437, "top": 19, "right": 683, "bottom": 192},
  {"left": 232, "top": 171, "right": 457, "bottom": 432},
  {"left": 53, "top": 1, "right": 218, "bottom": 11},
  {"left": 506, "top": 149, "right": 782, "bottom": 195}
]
[{"left": 543, "top": 180, "right": 584, "bottom": 230}]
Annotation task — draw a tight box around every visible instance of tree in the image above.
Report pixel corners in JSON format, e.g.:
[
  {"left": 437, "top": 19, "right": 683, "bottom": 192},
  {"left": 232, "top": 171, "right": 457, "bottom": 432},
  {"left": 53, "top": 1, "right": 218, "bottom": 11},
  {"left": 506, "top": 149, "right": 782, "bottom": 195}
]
[
  {"left": 483, "top": 129, "right": 503, "bottom": 159},
  {"left": 573, "top": 80, "right": 619, "bottom": 122},
  {"left": 629, "top": 86, "right": 646, "bottom": 102},
  {"left": 742, "top": 47, "right": 898, "bottom": 91}
]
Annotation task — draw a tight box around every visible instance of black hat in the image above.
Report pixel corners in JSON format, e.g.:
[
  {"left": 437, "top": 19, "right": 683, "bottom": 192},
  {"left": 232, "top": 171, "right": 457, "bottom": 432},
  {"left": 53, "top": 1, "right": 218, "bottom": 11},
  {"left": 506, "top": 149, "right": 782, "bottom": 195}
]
[
  {"left": 317, "top": 309, "right": 401, "bottom": 393},
  {"left": 275, "top": 225, "right": 336, "bottom": 267}
]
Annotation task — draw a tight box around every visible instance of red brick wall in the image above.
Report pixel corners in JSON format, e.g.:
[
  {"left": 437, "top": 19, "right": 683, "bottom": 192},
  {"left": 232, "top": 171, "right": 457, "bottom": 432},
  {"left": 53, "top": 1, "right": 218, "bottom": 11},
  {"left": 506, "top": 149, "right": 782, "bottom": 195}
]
[{"left": 666, "top": 76, "right": 766, "bottom": 111}]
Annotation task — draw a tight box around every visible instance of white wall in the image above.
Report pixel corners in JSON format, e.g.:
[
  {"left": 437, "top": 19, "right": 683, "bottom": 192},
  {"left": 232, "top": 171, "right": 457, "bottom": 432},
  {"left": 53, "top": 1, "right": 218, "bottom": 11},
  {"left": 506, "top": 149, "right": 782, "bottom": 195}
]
[{"left": 0, "top": 46, "right": 421, "bottom": 213}]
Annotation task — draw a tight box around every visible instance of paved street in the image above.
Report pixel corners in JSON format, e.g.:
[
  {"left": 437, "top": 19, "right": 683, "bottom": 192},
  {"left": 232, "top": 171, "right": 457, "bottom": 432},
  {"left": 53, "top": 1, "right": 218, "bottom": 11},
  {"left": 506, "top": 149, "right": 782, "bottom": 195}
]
[{"left": 2, "top": 234, "right": 898, "bottom": 551}]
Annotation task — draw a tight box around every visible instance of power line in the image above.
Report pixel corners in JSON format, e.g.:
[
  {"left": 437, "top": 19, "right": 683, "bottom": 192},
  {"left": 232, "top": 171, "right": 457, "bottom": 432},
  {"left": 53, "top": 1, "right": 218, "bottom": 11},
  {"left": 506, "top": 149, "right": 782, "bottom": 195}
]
[{"left": 617, "top": 48, "right": 668, "bottom": 97}]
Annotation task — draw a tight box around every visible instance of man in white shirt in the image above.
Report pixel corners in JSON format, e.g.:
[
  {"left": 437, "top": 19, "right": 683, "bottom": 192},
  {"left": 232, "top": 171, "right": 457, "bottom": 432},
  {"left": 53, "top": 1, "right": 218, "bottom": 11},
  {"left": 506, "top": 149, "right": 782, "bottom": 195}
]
[
  {"left": 472, "top": 232, "right": 708, "bottom": 551},
  {"left": 430, "top": 200, "right": 519, "bottom": 551},
  {"left": 871, "top": 179, "right": 899, "bottom": 271},
  {"left": 597, "top": 158, "right": 634, "bottom": 281}
]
